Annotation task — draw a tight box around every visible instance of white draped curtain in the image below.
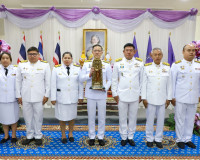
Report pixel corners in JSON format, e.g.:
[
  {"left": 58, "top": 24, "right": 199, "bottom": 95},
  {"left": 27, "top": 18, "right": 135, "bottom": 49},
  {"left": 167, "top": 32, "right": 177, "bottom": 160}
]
[{"left": 4, "top": 17, "right": 196, "bottom": 68}]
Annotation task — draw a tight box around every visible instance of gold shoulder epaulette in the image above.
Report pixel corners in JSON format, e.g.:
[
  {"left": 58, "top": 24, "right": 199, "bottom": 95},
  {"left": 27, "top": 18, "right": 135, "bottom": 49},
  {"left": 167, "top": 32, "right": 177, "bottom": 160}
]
[
  {"left": 20, "top": 60, "right": 28, "bottom": 63},
  {"left": 55, "top": 64, "right": 61, "bottom": 68},
  {"left": 162, "top": 62, "right": 170, "bottom": 66},
  {"left": 115, "top": 58, "right": 122, "bottom": 62},
  {"left": 175, "top": 60, "right": 182, "bottom": 64},
  {"left": 103, "top": 60, "right": 109, "bottom": 64},
  {"left": 13, "top": 65, "right": 18, "bottom": 67},
  {"left": 73, "top": 63, "right": 80, "bottom": 67},
  {"left": 135, "top": 57, "right": 143, "bottom": 62},
  {"left": 195, "top": 60, "right": 200, "bottom": 63},
  {"left": 41, "top": 60, "right": 48, "bottom": 63},
  {"left": 144, "top": 63, "right": 152, "bottom": 66},
  {"left": 85, "top": 60, "right": 92, "bottom": 62}
]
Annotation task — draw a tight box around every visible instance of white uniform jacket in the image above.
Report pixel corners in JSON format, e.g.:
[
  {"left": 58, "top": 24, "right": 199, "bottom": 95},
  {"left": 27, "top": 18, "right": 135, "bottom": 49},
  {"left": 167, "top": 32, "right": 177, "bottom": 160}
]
[
  {"left": 80, "top": 60, "right": 112, "bottom": 100},
  {"left": 112, "top": 57, "right": 144, "bottom": 102},
  {"left": 51, "top": 64, "right": 83, "bottom": 104},
  {"left": 141, "top": 62, "right": 172, "bottom": 105},
  {"left": 171, "top": 59, "right": 200, "bottom": 104},
  {"left": 16, "top": 60, "right": 51, "bottom": 102},
  {"left": 0, "top": 64, "right": 17, "bottom": 103}
]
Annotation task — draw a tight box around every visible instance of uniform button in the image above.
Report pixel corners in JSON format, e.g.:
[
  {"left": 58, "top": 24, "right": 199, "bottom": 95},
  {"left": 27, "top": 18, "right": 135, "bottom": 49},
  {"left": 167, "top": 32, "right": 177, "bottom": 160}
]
[
  {"left": 190, "top": 76, "right": 192, "bottom": 78},
  {"left": 190, "top": 70, "right": 192, "bottom": 72},
  {"left": 68, "top": 84, "right": 70, "bottom": 86},
  {"left": 190, "top": 89, "right": 192, "bottom": 91},
  {"left": 130, "top": 87, "right": 131, "bottom": 89},
  {"left": 190, "top": 82, "right": 192, "bottom": 85},
  {"left": 130, "top": 81, "right": 131, "bottom": 83}
]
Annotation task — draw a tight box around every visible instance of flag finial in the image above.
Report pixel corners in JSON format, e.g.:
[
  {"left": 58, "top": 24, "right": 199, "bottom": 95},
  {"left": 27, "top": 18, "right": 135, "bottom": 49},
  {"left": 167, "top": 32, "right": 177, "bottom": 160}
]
[
  {"left": 169, "top": 32, "right": 171, "bottom": 36},
  {"left": 40, "top": 30, "right": 42, "bottom": 34},
  {"left": 148, "top": 31, "right": 150, "bottom": 35},
  {"left": 58, "top": 31, "right": 60, "bottom": 35},
  {"left": 22, "top": 31, "right": 24, "bottom": 34},
  {"left": 134, "top": 32, "right": 136, "bottom": 36}
]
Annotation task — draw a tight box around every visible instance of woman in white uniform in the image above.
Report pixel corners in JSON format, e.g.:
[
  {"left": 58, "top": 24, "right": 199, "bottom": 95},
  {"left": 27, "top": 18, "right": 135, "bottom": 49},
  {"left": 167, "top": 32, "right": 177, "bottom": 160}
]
[
  {"left": 0, "top": 52, "right": 19, "bottom": 143},
  {"left": 51, "top": 52, "right": 83, "bottom": 144}
]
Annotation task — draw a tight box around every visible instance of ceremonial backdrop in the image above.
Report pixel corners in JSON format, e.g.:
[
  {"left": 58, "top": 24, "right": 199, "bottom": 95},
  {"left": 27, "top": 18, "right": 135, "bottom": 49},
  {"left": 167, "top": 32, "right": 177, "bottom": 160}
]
[{"left": 0, "top": 6, "right": 197, "bottom": 67}]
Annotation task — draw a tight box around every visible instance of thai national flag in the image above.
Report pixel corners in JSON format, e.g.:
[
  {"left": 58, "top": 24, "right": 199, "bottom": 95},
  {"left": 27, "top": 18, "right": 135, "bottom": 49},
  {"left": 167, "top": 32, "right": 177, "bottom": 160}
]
[
  {"left": 38, "top": 34, "right": 44, "bottom": 60},
  {"left": 17, "top": 33, "right": 26, "bottom": 64},
  {"left": 53, "top": 33, "right": 61, "bottom": 65}
]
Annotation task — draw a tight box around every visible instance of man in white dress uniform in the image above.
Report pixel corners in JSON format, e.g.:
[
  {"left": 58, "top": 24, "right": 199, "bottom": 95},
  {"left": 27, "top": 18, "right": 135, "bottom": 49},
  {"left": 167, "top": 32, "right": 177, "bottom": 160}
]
[
  {"left": 171, "top": 44, "right": 200, "bottom": 149},
  {"left": 16, "top": 46, "right": 51, "bottom": 146},
  {"left": 80, "top": 44, "right": 112, "bottom": 146},
  {"left": 141, "top": 48, "right": 172, "bottom": 148},
  {"left": 112, "top": 43, "right": 144, "bottom": 146}
]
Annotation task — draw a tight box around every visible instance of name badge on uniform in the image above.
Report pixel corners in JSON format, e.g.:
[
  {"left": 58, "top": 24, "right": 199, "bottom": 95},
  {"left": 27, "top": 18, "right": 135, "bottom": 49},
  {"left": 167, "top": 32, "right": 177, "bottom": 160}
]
[
  {"left": 12, "top": 74, "right": 16, "bottom": 76},
  {"left": 37, "top": 68, "right": 43, "bottom": 70},
  {"left": 162, "top": 68, "right": 167, "bottom": 73},
  {"left": 134, "top": 63, "right": 140, "bottom": 67},
  {"left": 74, "top": 73, "right": 78, "bottom": 75},
  {"left": 180, "top": 66, "right": 185, "bottom": 70},
  {"left": 58, "top": 73, "right": 62, "bottom": 75}
]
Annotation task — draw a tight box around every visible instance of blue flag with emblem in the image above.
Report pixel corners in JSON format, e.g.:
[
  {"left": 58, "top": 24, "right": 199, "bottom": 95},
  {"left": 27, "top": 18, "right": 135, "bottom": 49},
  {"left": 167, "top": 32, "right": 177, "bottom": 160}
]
[
  {"left": 145, "top": 35, "right": 153, "bottom": 63},
  {"left": 133, "top": 35, "right": 139, "bottom": 58},
  {"left": 168, "top": 36, "right": 176, "bottom": 66}
]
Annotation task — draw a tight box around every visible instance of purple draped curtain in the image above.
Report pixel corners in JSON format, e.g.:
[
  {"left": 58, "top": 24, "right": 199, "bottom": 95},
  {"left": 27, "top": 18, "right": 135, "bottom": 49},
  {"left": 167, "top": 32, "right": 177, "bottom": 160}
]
[{"left": 0, "top": 5, "right": 198, "bottom": 22}]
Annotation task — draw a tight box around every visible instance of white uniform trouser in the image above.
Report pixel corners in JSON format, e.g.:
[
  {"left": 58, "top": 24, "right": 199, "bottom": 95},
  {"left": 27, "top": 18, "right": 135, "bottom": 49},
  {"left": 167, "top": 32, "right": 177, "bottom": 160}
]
[
  {"left": 23, "top": 101, "right": 43, "bottom": 139},
  {"left": 87, "top": 98, "right": 106, "bottom": 139},
  {"left": 146, "top": 104, "right": 165, "bottom": 142},
  {"left": 118, "top": 100, "right": 139, "bottom": 140},
  {"left": 175, "top": 102, "right": 197, "bottom": 143}
]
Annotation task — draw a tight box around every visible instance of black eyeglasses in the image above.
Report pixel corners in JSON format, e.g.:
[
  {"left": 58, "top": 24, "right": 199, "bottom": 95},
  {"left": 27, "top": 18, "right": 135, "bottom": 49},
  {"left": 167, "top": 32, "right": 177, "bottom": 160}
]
[{"left": 28, "top": 53, "right": 38, "bottom": 56}]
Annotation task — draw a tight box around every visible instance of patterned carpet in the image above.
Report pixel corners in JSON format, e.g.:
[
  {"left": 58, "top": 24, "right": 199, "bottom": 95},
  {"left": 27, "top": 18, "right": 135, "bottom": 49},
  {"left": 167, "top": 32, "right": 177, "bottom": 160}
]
[{"left": 0, "top": 125, "right": 200, "bottom": 160}]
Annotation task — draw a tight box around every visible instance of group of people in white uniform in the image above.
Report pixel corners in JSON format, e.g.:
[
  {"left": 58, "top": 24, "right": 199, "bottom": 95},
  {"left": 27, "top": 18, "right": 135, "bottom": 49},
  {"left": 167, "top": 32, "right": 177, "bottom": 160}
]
[{"left": 0, "top": 43, "right": 199, "bottom": 150}]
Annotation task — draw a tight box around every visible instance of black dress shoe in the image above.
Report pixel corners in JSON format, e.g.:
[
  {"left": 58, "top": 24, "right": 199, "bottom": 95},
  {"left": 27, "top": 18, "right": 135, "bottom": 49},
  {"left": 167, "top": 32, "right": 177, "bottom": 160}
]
[
  {"left": 128, "top": 139, "right": 135, "bottom": 146},
  {"left": 185, "top": 141, "right": 196, "bottom": 148},
  {"left": 61, "top": 138, "right": 67, "bottom": 144},
  {"left": 89, "top": 139, "right": 95, "bottom": 146},
  {"left": 0, "top": 136, "right": 10, "bottom": 144},
  {"left": 11, "top": 138, "right": 18, "bottom": 143},
  {"left": 146, "top": 141, "right": 153, "bottom": 147},
  {"left": 22, "top": 138, "right": 34, "bottom": 145},
  {"left": 98, "top": 139, "right": 105, "bottom": 146},
  {"left": 177, "top": 142, "right": 185, "bottom": 149},
  {"left": 154, "top": 141, "right": 163, "bottom": 148},
  {"left": 69, "top": 137, "right": 74, "bottom": 142},
  {"left": 121, "top": 140, "right": 127, "bottom": 146},
  {"left": 35, "top": 139, "right": 42, "bottom": 146}
]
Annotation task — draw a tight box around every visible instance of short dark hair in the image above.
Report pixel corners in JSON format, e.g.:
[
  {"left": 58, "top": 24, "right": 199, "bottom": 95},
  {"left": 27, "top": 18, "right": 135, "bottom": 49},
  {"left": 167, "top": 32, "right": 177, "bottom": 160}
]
[
  {"left": 123, "top": 43, "right": 135, "bottom": 50},
  {"left": 27, "top": 46, "right": 39, "bottom": 53},
  {"left": 92, "top": 44, "right": 103, "bottom": 51},
  {"left": 0, "top": 52, "right": 12, "bottom": 62},
  {"left": 62, "top": 52, "right": 73, "bottom": 58}
]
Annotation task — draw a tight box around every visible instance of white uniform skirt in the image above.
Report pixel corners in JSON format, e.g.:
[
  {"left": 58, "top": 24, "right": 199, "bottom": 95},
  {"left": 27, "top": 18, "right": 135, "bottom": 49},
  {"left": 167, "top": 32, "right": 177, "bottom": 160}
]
[
  {"left": 0, "top": 101, "right": 19, "bottom": 125},
  {"left": 55, "top": 103, "right": 77, "bottom": 121}
]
